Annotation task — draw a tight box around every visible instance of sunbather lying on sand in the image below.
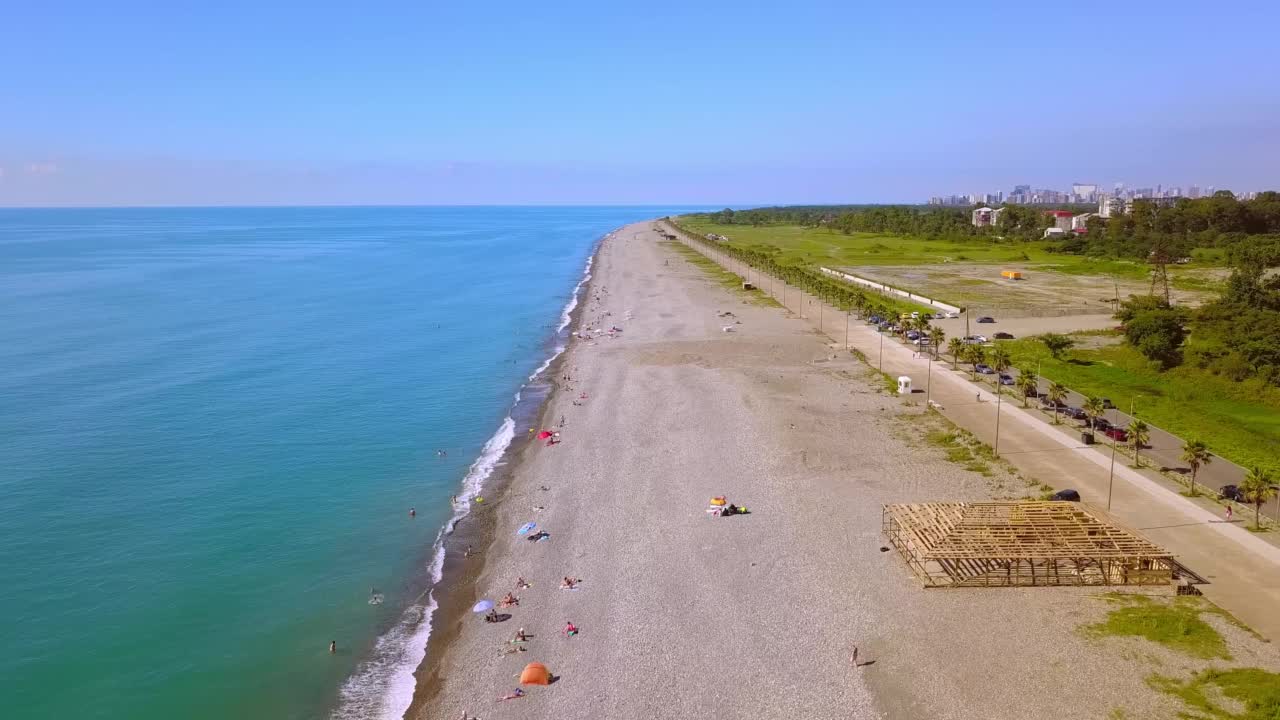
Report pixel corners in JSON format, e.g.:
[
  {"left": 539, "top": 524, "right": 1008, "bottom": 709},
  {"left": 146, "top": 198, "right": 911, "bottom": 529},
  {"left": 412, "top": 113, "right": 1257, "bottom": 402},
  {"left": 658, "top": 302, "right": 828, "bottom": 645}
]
[
  {"left": 516, "top": 577, "right": 532, "bottom": 589},
  {"left": 498, "top": 592, "right": 519, "bottom": 608},
  {"left": 560, "top": 576, "right": 581, "bottom": 589},
  {"left": 498, "top": 688, "right": 525, "bottom": 702}
]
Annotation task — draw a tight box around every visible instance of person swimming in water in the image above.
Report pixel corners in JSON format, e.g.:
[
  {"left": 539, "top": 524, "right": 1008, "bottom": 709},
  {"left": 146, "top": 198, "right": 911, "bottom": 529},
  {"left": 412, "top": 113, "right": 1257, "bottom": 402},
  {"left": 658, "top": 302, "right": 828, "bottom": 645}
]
[
  {"left": 409, "top": 507, "right": 416, "bottom": 517},
  {"left": 329, "top": 640, "right": 337, "bottom": 654}
]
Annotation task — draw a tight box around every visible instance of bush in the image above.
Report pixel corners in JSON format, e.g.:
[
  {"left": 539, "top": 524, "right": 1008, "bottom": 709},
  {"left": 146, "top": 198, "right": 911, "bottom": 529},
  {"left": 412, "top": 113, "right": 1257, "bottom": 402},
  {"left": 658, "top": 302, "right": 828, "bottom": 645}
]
[{"left": 1124, "top": 309, "right": 1188, "bottom": 368}]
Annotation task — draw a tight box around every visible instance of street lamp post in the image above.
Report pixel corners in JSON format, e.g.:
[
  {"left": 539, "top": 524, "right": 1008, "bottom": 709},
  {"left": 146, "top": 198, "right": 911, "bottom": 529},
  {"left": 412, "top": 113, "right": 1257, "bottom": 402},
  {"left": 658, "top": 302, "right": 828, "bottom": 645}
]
[
  {"left": 845, "top": 312, "right": 850, "bottom": 350},
  {"left": 994, "top": 389, "right": 1002, "bottom": 457},
  {"left": 879, "top": 330, "right": 885, "bottom": 372},
  {"left": 1107, "top": 434, "right": 1118, "bottom": 511},
  {"left": 926, "top": 352, "right": 934, "bottom": 408}
]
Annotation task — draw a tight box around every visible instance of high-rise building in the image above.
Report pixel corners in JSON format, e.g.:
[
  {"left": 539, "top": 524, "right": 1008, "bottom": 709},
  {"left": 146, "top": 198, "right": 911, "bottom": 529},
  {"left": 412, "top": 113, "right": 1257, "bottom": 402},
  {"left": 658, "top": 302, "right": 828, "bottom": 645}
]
[
  {"left": 1072, "top": 183, "right": 1098, "bottom": 201},
  {"left": 1188, "top": 185, "right": 1201, "bottom": 199}
]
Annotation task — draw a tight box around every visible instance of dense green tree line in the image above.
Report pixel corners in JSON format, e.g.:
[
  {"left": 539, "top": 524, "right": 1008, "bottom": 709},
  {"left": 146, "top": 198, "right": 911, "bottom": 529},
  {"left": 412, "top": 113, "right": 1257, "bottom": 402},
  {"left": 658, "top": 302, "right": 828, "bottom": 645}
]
[
  {"left": 700, "top": 192, "right": 1280, "bottom": 260},
  {"left": 699, "top": 203, "right": 1092, "bottom": 242},
  {"left": 1186, "top": 263, "right": 1280, "bottom": 384},
  {"left": 1067, "top": 192, "right": 1280, "bottom": 259},
  {"left": 1115, "top": 258, "right": 1280, "bottom": 384}
]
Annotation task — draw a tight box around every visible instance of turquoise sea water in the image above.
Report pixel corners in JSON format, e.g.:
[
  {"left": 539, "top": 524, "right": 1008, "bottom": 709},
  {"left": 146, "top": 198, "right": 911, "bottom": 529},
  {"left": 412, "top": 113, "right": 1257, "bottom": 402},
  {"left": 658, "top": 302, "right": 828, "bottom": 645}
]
[{"left": 0, "top": 206, "right": 693, "bottom": 720}]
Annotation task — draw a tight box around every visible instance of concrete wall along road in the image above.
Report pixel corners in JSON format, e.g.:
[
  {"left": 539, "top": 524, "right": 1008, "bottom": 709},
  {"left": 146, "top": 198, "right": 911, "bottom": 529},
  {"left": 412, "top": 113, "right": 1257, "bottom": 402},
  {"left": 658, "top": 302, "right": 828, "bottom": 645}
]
[{"left": 820, "top": 267, "right": 962, "bottom": 314}]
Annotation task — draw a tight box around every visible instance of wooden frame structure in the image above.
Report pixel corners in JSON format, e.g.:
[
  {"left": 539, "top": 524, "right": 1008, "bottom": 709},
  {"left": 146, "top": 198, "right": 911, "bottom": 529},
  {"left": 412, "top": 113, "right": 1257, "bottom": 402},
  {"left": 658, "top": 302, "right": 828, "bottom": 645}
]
[{"left": 882, "top": 501, "right": 1176, "bottom": 588}]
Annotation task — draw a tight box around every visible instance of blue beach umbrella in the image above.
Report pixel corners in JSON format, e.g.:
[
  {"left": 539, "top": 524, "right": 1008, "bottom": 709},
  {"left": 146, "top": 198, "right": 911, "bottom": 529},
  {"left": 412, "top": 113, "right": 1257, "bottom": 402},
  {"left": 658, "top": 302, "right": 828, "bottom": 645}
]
[
  {"left": 472, "top": 599, "right": 495, "bottom": 613},
  {"left": 517, "top": 522, "right": 536, "bottom": 536}
]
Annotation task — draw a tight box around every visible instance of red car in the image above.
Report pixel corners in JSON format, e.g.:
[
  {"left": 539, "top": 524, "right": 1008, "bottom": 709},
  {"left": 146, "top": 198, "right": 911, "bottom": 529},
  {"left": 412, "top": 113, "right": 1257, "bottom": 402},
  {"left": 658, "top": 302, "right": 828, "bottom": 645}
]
[{"left": 1104, "top": 427, "right": 1128, "bottom": 442}]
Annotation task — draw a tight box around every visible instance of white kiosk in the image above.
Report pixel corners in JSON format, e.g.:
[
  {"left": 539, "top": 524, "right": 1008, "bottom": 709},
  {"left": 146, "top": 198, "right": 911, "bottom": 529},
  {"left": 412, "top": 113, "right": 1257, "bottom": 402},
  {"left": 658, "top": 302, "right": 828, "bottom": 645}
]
[{"left": 897, "top": 376, "right": 913, "bottom": 395}]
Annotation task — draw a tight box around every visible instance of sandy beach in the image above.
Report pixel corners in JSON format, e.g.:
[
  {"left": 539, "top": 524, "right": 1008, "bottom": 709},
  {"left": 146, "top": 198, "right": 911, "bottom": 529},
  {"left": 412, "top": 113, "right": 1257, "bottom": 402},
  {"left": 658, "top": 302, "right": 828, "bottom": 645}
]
[{"left": 407, "top": 221, "right": 1278, "bottom": 720}]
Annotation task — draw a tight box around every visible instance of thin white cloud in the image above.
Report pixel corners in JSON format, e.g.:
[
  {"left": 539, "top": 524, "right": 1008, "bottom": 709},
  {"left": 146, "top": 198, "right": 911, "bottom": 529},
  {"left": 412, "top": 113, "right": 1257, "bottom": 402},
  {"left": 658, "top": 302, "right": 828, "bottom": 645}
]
[{"left": 25, "top": 162, "right": 59, "bottom": 176}]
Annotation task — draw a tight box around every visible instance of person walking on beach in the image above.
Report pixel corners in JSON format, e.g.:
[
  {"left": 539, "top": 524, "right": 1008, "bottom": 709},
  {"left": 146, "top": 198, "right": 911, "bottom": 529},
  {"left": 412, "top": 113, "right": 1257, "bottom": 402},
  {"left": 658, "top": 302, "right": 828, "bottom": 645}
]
[{"left": 1226, "top": 505, "right": 1234, "bottom": 522}]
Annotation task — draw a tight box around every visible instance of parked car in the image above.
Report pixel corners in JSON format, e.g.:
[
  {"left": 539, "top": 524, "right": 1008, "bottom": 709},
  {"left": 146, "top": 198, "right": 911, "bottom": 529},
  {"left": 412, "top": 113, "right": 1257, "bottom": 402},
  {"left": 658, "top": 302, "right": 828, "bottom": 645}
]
[
  {"left": 965, "top": 334, "right": 988, "bottom": 343},
  {"left": 1101, "top": 398, "right": 1115, "bottom": 409},
  {"left": 1050, "top": 489, "right": 1081, "bottom": 502},
  {"left": 1041, "top": 397, "right": 1065, "bottom": 409},
  {"left": 1220, "top": 485, "right": 1246, "bottom": 502},
  {"left": 998, "top": 373, "right": 1015, "bottom": 385},
  {"left": 943, "top": 311, "right": 960, "bottom": 319},
  {"left": 1091, "top": 418, "right": 1113, "bottom": 432},
  {"left": 913, "top": 337, "right": 932, "bottom": 346},
  {"left": 1104, "top": 427, "right": 1128, "bottom": 441},
  {"left": 975, "top": 364, "right": 995, "bottom": 374},
  {"left": 868, "top": 315, "right": 883, "bottom": 324},
  {"left": 905, "top": 330, "right": 921, "bottom": 340},
  {"left": 993, "top": 332, "right": 1015, "bottom": 340},
  {"left": 921, "top": 313, "right": 934, "bottom": 320},
  {"left": 1065, "top": 407, "right": 1087, "bottom": 419},
  {"left": 977, "top": 316, "right": 996, "bottom": 323}
]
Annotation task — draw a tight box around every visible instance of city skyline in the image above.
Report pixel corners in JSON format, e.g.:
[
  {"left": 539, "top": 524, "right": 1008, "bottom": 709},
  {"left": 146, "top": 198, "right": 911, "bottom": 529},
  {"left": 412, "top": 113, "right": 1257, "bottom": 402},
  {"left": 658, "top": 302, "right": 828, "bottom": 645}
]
[{"left": 929, "top": 181, "right": 1266, "bottom": 207}]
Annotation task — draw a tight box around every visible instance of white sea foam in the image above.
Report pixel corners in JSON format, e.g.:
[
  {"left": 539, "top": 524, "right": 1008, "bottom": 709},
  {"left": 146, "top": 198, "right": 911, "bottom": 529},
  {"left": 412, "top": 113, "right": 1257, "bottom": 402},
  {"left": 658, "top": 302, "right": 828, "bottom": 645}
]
[
  {"left": 557, "top": 252, "right": 594, "bottom": 333},
  {"left": 330, "top": 233, "right": 608, "bottom": 720}
]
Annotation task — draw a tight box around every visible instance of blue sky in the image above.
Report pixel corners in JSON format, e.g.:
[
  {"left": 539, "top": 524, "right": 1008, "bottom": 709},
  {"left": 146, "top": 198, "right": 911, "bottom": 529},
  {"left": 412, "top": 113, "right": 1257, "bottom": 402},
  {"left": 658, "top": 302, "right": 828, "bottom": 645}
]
[{"left": 2, "top": 0, "right": 1277, "bottom": 206}]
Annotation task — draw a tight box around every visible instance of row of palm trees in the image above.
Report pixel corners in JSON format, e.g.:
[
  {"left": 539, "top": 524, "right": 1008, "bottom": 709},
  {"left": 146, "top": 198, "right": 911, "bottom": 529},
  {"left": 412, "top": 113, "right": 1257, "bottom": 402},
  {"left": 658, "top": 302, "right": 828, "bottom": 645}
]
[
  {"left": 936, "top": 341, "right": 1278, "bottom": 528},
  {"left": 1184, "top": 439, "right": 1280, "bottom": 528},
  {"left": 676, "top": 222, "right": 927, "bottom": 320}
]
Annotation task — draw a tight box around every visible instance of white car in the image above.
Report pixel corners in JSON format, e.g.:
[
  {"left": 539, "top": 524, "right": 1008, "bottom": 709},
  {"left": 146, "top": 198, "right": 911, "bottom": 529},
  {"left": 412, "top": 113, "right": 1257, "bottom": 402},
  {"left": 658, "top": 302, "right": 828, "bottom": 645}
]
[{"left": 943, "top": 311, "right": 960, "bottom": 319}]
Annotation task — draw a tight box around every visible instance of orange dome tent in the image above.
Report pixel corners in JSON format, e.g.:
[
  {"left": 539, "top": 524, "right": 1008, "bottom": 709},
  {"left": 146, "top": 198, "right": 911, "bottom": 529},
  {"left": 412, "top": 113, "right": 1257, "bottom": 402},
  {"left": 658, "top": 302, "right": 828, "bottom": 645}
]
[{"left": 520, "top": 662, "right": 552, "bottom": 685}]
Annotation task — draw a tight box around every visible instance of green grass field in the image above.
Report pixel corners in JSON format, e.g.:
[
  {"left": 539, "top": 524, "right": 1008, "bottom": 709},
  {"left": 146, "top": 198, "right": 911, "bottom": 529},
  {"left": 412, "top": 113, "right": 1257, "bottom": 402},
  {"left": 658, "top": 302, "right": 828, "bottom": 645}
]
[
  {"left": 678, "top": 217, "right": 1217, "bottom": 287},
  {"left": 1084, "top": 594, "right": 1231, "bottom": 660},
  {"left": 995, "top": 335, "right": 1280, "bottom": 472}
]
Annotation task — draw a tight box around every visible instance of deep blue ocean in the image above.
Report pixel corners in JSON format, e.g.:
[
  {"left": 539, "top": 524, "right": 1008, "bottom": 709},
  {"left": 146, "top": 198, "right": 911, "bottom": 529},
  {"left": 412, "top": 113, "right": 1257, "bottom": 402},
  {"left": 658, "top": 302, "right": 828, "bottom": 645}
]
[{"left": 0, "top": 206, "right": 698, "bottom": 719}]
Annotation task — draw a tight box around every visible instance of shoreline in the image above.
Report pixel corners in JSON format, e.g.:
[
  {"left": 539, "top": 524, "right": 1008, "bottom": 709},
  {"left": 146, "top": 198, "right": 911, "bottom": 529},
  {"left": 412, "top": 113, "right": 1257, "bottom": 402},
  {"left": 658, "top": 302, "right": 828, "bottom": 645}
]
[{"left": 374, "top": 232, "right": 607, "bottom": 720}]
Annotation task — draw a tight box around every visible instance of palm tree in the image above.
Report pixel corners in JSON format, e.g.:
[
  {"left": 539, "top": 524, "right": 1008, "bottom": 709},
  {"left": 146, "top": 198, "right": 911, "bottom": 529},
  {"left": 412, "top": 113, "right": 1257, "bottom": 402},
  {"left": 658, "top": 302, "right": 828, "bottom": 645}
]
[
  {"left": 947, "top": 337, "right": 965, "bottom": 367},
  {"left": 1083, "top": 396, "right": 1106, "bottom": 430},
  {"left": 1240, "top": 466, "right": 1277, "bottom": 530},
  {"left": 990, "top": 347, "right": 1012, "bottom": 395},
  {"left": 929, "top": 327, "right": 946, "bottom": 359},
  {"left": 1015, "top": 369, "right": 1038, "bottom": 407},
  {"left": 1047, "top": 382, "right": 1068, "bottom": 424},
  {"left": 966, "top": 345, "right": 986, "bottom": 380},
  {"left": 1128, "top": 419, "right": 1150, "bottom": 467},
  {"left": 1181, "top": 439, "right": 1212, "bottom": 497}
]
